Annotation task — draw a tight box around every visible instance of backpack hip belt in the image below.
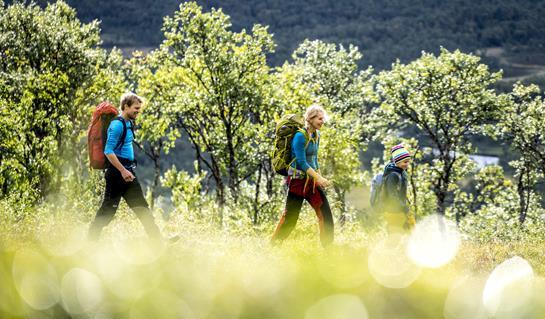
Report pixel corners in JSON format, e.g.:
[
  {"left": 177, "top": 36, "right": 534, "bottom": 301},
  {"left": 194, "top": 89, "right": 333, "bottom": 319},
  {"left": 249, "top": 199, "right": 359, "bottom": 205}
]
[
  {"left": 117, "top": 156, "right": 137, "bottom": 170},
  {"left": 288, "top": 167, "right": 307, "bottom": 179}
]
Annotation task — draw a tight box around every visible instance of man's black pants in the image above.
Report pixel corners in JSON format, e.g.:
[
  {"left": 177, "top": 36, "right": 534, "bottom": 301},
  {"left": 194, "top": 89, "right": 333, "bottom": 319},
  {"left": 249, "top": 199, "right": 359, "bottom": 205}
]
[{"left": 88, "top": 167, "right": 161, "bottom": 240}]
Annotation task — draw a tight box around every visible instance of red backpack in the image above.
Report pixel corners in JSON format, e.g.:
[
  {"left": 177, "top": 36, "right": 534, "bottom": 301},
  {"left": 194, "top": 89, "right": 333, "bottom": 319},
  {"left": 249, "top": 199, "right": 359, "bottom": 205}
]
[{"left": 87, "top": 102, "right": 119, "bottom": 169}]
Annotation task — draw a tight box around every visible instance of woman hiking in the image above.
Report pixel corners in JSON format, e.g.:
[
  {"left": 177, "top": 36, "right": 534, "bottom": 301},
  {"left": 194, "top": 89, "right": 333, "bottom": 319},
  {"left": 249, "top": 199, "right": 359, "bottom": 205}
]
[
  {"left": 381, "top": 144, "right": 415, "bottom": 233},
  {"left": 271, "top": 104, "right": 334, "bottom": 247}
]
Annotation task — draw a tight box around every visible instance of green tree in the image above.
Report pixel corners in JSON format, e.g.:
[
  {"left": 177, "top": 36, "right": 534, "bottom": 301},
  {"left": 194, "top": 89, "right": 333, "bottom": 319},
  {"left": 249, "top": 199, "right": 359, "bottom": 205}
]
[
  {"left": 498, "top": 83, "right": 545, "bottom": 223},
  {"left": 160, "top": 2, "right": 277, "bottom": 223},
  {"left": 75, "top": 48, "right": 127, "bottom": 186},
  {"left": 376, "top": 48, "right": 503, "bottom": 216},
  {"left": 277, "top": 40, "right": 375, "bottom": 221},
  {"left": 455, "top": 165, "right": 544, "bottom": 241},
  {"left": 124, "top": 51, "right": 181, "bottom": 209},
  {"left": 452, "top": 165, "right": 516, "bottom": 219},
  {"left": 0, "top": 1, "right": 109, "bottom": 200},
  {"left": 161, "top": 162, "right": 207, "bottom": 218}
]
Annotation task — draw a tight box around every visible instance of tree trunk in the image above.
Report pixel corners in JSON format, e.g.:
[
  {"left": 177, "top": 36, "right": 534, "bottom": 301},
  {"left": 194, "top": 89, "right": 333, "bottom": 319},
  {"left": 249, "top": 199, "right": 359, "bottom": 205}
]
[
  {"left": 435, "top": 156, "right": 454, "bottom": 216},
  {"left": 253, "top": 164, "right": 262, "bottom": 225},
  {"left": 209, "top": 156, "right": 225, "bottom": 226},
  {"left": 264, "top": 160, "right": 275, "bottom": 197},
  {"left": 335, "top": 186, "right": 347, "bottom": 227},
  {"left": 150, "top": 153, "right": 161, "bottom": 210},
  {"left": 227, "top": 147, "right": 239, "bottom": 203},
  {"left": 216, "top": 178, "right": 225, "bottom": 226},
  {"left": 436, "top": 191, "right": 447, "bottom": 215},
  {"left": 517, "top": 167, "right": 529, "bottom": 224},
  {"left": 409, "top": 163, "right": 418, "bottom": 219}
]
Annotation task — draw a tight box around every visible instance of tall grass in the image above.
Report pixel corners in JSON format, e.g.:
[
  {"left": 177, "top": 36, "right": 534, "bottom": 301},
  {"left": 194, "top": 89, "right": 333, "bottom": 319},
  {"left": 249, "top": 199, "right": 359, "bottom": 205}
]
[{"left": 1, "top": 201, "right": 545, "bottom": 319}]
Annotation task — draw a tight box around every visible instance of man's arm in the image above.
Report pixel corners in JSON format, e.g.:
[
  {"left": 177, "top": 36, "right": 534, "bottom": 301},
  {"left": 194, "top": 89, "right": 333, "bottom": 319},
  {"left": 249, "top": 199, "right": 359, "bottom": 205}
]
[
  {"left": 104, "top": 120, "right": 134, "bottom": 182},
  {"left": 105, "top": 153, "right": 134, "bottom": 182}
]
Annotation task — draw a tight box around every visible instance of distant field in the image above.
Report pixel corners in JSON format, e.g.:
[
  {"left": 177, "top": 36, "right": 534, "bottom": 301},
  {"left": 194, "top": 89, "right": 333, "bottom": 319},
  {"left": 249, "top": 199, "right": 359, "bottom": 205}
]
[
  {"left": 483, "top": 46, "right": 545, "bottom": 82},
  {"left": 115, "top": 44, "right": 545, "bottom": 89}
]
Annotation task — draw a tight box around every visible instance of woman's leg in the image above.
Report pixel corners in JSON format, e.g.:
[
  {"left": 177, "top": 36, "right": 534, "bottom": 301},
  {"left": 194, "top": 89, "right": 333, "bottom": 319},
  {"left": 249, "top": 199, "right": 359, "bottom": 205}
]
[
  {"left": 313, "top": 188, "right": 334, "bottom": 247},
  {"left": 271, "top": 192, "right": 304, "bottom": 244}
]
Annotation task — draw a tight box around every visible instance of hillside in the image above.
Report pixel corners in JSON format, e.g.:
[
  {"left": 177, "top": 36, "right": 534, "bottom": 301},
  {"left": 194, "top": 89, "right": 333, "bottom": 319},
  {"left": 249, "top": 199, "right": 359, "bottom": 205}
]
[{"left": 16, "top": 0, "right": 545, "bottom": 71}]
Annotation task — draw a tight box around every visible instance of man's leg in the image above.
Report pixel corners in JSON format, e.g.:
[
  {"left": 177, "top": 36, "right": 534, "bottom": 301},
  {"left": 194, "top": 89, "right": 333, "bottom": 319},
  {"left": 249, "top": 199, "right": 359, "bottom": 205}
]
[
  {"left": 271, "top": 192, "right": 304, "bottom": 244},
  {"left": 88, "top": 169, "right": 123, "bottom": 240},
  {"left": 313, "top": 188, "right": 334, "bottom": 247},
  {"left": 123, "top": 176, "right": 161, "bottom": 239}
]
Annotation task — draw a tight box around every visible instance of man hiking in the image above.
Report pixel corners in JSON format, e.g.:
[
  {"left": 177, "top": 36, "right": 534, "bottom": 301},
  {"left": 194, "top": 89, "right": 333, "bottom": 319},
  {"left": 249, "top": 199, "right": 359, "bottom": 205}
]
[
  {"left": 381, "top": 144, "right": 415, "bottom": 233},
  {"left": 271, "top": 104, "right": 334, "bottom": 247},
  {"left": 88, "top": 92, "right": 162, "bottom": 241}
]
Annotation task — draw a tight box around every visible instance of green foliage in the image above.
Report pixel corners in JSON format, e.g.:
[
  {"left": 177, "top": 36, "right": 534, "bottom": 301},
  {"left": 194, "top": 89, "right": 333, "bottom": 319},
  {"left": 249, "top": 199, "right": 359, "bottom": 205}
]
[
  {"left": 498, "top": 83, "right": 545, "bottom": 222},
  {"left": 376, "top": 48, "right": 503, "bottom": 215},
  {"left": 160, "top": 2, "right": 278, "bottom": 221},
  {"left": 128, "top": 52, "right": 181, "bottom": 155},
  {"left": 3, "top": 11, "right": 545, "bottom": 319},
  {"left": 455, "top": 165, "right": 545, "bottom": 241},
  {"left": 4, "top": 0, "right": 545, "bottom": 251},
  {"left": 2, "top": 198, "right": 545, "bottom": 318},
  {"left": 0, "top": 1, "right": 120, "bottom": 200},
  {"left": 277, "top": 40, "right": 374, "bottom": 217},
  {"left": 161, "top": 163, "right": 208, "bottom": 219}
]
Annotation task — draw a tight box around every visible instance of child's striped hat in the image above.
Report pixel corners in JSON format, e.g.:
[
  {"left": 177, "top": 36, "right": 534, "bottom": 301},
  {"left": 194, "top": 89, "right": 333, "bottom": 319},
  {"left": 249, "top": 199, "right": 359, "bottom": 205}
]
[{"left": 391, "top": 144, "right": 411, "bottom": 164}]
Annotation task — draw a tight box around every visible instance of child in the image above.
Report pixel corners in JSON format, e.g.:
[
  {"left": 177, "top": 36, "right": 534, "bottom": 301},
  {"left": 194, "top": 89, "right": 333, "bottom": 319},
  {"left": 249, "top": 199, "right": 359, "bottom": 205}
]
[{"left": 382, "top": 144, "right": 415, "bottom": 232}]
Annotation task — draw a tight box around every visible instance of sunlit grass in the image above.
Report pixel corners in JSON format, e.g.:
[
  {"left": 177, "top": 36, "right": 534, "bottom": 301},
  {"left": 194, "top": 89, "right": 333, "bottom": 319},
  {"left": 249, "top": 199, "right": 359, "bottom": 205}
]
[{"left": 1, "top": 206, "right": 545, "bottom": 318}]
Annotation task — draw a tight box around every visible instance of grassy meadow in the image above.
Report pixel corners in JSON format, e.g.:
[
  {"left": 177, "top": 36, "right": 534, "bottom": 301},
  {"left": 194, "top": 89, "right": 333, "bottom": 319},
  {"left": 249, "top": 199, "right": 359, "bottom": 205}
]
[{"left": 1, "top": 198, "right": 545, "bottom": 319}]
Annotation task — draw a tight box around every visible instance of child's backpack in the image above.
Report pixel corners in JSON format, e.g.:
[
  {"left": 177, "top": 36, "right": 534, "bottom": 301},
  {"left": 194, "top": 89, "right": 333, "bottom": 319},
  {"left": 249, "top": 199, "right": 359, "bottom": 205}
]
[
  {"left": 272, "top": 114, "right": 305, "bottom": 176},
  {"left": 87, "top": 102, "right": 119, "bottom": 169},
  {"left": 369, "top": 172, "right": 384, "bottom": 211}
]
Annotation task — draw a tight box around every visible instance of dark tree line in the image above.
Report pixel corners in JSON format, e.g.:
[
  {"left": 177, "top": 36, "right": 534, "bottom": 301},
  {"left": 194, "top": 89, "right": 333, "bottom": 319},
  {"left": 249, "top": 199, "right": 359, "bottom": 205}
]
[{"left": 8, "top": 0, "right": 545, "bottom": 70}]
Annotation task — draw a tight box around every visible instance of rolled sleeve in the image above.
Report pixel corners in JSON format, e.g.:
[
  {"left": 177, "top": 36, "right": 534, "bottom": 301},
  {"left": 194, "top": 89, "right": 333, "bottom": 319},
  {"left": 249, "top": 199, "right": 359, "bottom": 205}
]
[
  {"left": 315, "top": 137, "right": 320, "bottom": 169},
  {"left": 104, "top": 120, "right": 123, "bottom": 155},
  {"left": 292, "top": 132, "right": 311, "bottom": 172}
]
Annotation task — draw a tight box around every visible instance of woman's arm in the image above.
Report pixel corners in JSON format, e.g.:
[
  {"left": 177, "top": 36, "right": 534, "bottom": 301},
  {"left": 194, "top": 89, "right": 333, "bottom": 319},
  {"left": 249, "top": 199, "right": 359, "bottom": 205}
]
[{"left": 292, "top": 132, "right": 329, "bottom": 187}]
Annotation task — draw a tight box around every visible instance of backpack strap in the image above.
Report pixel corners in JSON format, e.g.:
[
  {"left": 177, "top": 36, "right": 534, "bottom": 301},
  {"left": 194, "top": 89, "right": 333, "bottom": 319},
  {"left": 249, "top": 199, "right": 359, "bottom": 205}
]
[
  {"left": 298, "top": 128, "right": 314, "bottom": 149},
  {"left": 384, "top": 170, "right": 403, "bottom": 194},
  {"left": 112, "top": 116, "right": 134, "bottom": 151}
]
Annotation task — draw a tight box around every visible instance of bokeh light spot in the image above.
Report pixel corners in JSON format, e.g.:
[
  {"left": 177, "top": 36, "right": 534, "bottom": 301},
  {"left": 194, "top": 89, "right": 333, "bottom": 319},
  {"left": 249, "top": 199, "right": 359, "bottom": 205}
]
[
  {"left": 39, "top": 224, "right": 87, "bottom": 257},
  {"left": 407, "top": 214, "right": 460, "bottom": 268},
  {"left": 113, "top": 237, "right": 165, "bottom": 265},
  {"left": 368, "top": 234, "right": 421, "bottom": 288},
  {"left": 482, "top": 256, "right": 534, "bottom": 318},
  {"left": 444, "top": 276, "right": 487, "bottom": 319},
  {"left": 61, "top": 268, "right": 103, "bottom": 315},
  {"left": 12, "top": 249, "right": 60, "bottom": 310},
  {"left": 305, "top": 294, "right": 368, "bottom": 319}
]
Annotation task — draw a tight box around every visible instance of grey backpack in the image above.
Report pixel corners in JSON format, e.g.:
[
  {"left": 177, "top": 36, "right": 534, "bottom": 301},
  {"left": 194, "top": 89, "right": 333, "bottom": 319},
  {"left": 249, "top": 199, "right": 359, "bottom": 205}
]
[{"left": 370, "top": 172, "right": 384, "bottom": 210}]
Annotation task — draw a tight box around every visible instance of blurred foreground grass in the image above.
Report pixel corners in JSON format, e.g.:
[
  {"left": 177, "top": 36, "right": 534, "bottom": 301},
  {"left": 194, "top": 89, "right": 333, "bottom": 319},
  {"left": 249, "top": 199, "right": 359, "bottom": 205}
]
[{"left": 1, "top": 208, "right": 545, "bottom": 319}]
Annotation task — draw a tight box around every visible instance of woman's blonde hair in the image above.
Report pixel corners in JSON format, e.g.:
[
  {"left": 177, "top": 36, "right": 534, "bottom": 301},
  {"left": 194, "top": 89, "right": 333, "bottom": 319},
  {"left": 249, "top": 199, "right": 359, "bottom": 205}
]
[{"left": 304, "top": 104, "right": 329, "bottom": 125}]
